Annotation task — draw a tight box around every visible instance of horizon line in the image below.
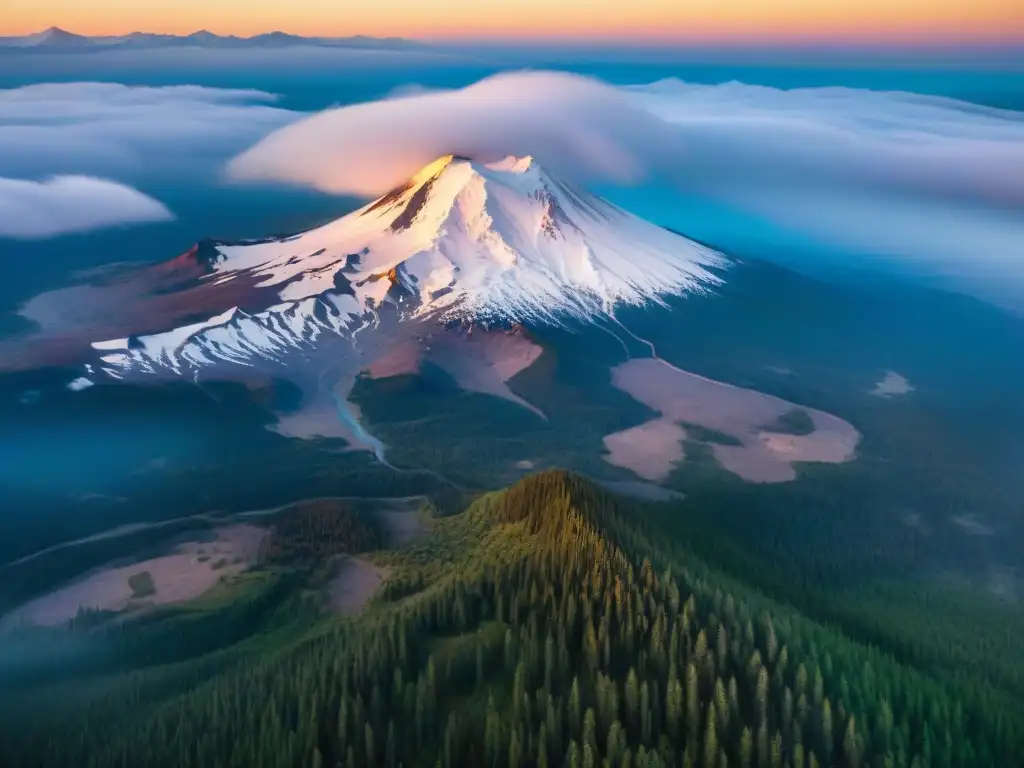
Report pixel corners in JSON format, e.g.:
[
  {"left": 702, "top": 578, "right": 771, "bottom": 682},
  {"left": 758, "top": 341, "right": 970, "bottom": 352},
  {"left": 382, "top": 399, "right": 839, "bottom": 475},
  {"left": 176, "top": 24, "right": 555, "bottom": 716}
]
[{"left": 2, "top": 24, "right": 1023, "bottom": 48}]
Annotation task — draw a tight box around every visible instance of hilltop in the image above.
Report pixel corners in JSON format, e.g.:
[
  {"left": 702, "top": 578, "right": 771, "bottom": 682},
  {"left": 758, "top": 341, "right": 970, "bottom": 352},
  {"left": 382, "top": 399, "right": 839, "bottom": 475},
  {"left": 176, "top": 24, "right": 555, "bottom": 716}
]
[{"left": 1, "top": 470, "right": 1019, "bottom": 766}]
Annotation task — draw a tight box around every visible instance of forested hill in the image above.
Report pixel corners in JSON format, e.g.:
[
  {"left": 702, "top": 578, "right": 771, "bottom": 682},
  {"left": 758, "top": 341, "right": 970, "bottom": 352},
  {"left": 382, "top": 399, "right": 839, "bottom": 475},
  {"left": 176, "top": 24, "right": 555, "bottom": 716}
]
[{"left": 2, "top": 471, "right": 1020, "bottom": 767}]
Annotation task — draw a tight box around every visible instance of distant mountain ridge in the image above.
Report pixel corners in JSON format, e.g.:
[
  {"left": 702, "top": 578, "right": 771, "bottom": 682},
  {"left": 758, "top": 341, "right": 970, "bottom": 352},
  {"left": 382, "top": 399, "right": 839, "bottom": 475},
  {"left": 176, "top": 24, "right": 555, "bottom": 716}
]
[{"left": 0, "top": 26, "right": 424, "bottom": 52}]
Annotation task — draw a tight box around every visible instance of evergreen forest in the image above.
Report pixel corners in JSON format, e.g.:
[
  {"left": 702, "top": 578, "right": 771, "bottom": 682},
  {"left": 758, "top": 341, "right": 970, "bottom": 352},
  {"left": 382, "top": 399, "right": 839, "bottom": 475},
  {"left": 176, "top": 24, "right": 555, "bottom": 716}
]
[{"left": 1, "top": 471, "right": 1019, "bottom": 768}]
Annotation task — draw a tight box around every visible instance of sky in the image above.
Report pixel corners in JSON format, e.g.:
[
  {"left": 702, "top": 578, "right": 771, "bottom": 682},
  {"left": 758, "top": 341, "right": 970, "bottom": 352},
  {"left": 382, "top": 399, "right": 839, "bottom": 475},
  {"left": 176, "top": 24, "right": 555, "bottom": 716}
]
[{"left": 2, "top": 0, "right": 1022, "bottom": 43}]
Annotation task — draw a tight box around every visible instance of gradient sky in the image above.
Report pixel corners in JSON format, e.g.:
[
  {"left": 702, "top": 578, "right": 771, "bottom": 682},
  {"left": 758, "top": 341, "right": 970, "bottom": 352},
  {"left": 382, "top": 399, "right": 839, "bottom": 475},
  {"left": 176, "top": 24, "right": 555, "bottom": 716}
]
[{"left": 3, "top": 0, "right": 1022, "bottom": 42}]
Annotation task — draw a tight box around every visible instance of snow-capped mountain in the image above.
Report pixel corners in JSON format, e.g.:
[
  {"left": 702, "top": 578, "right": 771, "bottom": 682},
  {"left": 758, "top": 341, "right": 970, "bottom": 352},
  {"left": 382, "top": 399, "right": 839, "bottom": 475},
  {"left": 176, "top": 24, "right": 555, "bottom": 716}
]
[{"left": 91, "top": 155, "right": 724, "bottom": 378}]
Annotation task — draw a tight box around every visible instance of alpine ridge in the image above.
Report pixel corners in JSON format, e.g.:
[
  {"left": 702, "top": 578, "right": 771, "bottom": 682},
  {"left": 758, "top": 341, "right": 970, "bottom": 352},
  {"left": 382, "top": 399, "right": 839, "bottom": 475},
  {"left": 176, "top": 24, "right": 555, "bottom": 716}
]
[{"left": 91, "top": 155, "right": 724, "bottom": 378}]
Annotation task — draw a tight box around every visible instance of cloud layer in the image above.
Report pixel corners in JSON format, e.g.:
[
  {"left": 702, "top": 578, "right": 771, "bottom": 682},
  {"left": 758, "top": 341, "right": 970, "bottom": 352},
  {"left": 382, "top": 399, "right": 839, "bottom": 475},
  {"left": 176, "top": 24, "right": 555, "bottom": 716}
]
[
  {"left": 0, "top": 176, "right": 173, "bottom": 239},
  {"left": 226, "top": 71, "right": 1024, "bottom": 305},
  {"left": 633, "top": 78, "right": 1024, "bottom": 212},
  {"left": 0, "top": 82, "right": 295, "bottom": 180},
  {"left": 0, "top": 81, "right": 300, "bottom": 240}
]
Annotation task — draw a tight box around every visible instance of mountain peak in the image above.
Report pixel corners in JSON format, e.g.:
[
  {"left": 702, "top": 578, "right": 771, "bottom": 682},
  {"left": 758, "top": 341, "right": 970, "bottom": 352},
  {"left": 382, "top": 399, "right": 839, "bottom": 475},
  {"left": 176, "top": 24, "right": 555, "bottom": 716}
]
[
  {"left": 17, "top": 26, "right": 91, "bottom": 47},
  {"left": 92, "top": 156, "right": 725, "bottom": 377},
  {"left": 488, "top": 155, "right": 537, "bottom": 173}
]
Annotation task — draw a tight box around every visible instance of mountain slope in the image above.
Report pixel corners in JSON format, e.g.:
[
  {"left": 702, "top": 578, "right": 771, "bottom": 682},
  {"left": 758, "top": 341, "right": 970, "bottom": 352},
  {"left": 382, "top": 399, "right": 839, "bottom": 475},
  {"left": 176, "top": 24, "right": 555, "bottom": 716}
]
[
  {"left": 90, "top": 155, "right": 723, "bottom": 379},
  {"left": 1, "top": 471, "right": 1017, "bottom": 767}
]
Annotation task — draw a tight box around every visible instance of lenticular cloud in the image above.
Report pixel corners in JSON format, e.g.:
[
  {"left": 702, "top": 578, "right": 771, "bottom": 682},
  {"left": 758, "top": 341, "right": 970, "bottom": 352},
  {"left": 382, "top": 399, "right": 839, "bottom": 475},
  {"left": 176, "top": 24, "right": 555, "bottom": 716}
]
[{"left": 227, "top": 71, "right": 685, "bottom": 196}]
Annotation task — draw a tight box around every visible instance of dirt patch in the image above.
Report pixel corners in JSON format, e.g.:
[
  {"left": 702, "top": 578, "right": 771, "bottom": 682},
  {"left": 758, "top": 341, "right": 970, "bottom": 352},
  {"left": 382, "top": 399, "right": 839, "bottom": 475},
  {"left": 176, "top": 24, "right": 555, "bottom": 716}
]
[
  {"left": 271, "top": 387, "right": 359, "bottom": 443},
  {"left": 429, "top": 327, "right": 546, "bottom": 419},
  {"left": 327, "top": 556, "right": 390, "bottom": 616},
  {"left": 0, "top": 524, "right": 267, "bottom": 631},
  {"left": 602, "top": 418, "right": 686, "bottom": 482},
  {"left": 478, "top": 329, "right": 544, "bottom": 381},
  {"left": 273, "top": 323, "right": 546, "bottom": 448},
  {"left": 710, "top": 443, "right": 796, "bottom": 482},
  {"left": 367, "top": 339, "right": 422, "bottom": 379},
  {"left": 872, "top": 371, "right": 914, "bottom": 398},
  {"left": 377, "top": 504, "right": 426, "bottom": 547},
  {"left": 608, "top": 358, "right": 859, "bottom": 483}
]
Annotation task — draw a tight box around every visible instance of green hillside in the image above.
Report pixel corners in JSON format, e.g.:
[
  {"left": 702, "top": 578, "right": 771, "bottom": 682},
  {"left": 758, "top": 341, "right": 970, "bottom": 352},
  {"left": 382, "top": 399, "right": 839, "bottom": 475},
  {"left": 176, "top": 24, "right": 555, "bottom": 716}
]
[{"left": 1, "top": 471, "right": 1019, "bottom": 767}]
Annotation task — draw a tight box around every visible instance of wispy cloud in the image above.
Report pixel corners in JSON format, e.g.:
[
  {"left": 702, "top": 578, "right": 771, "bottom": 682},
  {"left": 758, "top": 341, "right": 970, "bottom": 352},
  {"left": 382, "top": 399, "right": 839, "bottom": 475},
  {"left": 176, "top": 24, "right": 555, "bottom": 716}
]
[
  {"left": 632, "top": 78, "right": 1024, "bottom": 304},
  {"left": 632, "top": 78, "right": 1024, "bottom": 212},
  {"left": 0, "top": 175, "right": 172, "bottom": 239},
  {"left": 0, "top": 81, "right": 299, "bottom": 239},
  {"left": 0, "top": 82, "right": 296, "bottom": 180}
]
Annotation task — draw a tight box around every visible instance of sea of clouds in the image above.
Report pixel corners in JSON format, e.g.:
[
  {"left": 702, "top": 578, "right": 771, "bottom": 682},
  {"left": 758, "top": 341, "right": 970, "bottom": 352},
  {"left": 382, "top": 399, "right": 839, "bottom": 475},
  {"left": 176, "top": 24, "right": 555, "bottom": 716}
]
[
  {"left": 0, "top": 82, "right": 294, "bottom": 237},
  {"left": 1, "top": 71, "right": 1022, "bottom": 306}
]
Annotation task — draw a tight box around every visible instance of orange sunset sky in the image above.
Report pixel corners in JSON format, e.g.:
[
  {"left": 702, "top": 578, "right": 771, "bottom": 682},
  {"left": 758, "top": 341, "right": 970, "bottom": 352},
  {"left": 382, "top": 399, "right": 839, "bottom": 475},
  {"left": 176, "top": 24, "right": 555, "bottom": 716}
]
[{"left": 2, "top": 0, "right": 1022, "bottom": 42}]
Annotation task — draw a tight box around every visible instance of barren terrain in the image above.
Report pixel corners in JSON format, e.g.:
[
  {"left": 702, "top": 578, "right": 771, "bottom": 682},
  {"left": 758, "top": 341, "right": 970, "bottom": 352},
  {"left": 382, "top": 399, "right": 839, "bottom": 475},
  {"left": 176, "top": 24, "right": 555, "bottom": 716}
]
[
  {"left": 607, "top": 358, "right": 859, "bottom": 483},
  {"left": 602, "top": 418, "right": 687, "bottom": 481},
  {"left": 326, "top": 557, "right": 390, "bottom": 616},
  {"left": 1, "top": 524, "right": 267, "bottom": 631}
]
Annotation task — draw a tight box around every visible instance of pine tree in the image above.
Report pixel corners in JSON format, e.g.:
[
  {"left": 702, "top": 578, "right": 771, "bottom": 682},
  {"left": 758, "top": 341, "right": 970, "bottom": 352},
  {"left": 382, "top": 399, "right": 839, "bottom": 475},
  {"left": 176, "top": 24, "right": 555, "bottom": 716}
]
[
  {"left": 739, "top": 727, "right": 753, "bottom": 768},
  {"left": 843, "top": 716, "right": 861, "bottom": 768},
  {"left": 583, "top": 708, "right": 597, "bottom": 757},
  {"left": 568, "top": 740, "right": 581, "bottom": 768},
  {"left": 755, "top": 667, "right": 770, "bottom": 723},
  {"left": 703, "top": 702, "right": 718, "bottom": 768},
  {"left": 626, "top": 668, "right": 640, "bottom": 731},
  {"left": 630, "top": 678, "right": 646, "bottom": 742},
  {"left": 821, "top": 699, "right": 834, "bottom": 760},
  {"left": 757, "top": 721, "right": 770, "bottom": 768},
  {"left": 569, "top": 678, "right": 582, "bottom": 741},
  {"left": 365, "top": 722, "right": 375, "bottom": 766},
  {"left": 584, "top": 620, "right": 600, "bottom": 671},
  {"left": 508, "top": 727, "right": 522, "bottom": 768},
  {"left": 685, "top": 663, "right": 699, "bottom": 742},
  {"left": 544, "top": 634, "right": 556, "bottom": 692},
  {"left": 387, "top": 720, "right": 397, "bottom": 768}
]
